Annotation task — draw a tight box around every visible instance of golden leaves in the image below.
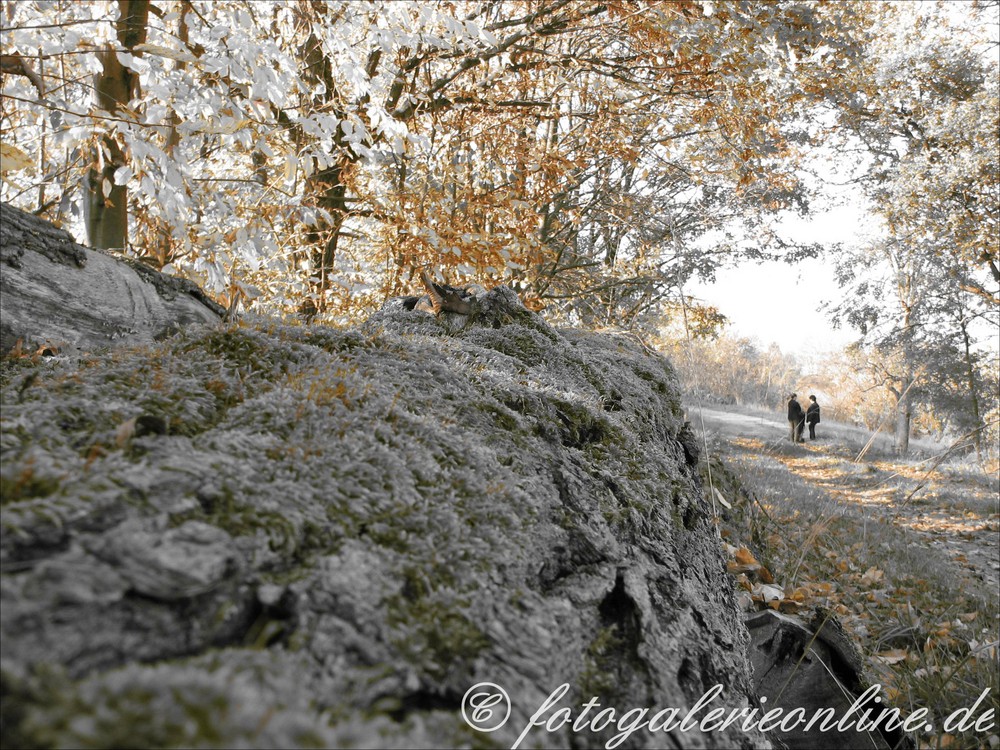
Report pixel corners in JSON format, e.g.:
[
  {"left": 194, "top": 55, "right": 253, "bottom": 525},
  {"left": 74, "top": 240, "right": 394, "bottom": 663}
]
[{"left": 0, "top": 143, "right": 34, "bottom": 181}]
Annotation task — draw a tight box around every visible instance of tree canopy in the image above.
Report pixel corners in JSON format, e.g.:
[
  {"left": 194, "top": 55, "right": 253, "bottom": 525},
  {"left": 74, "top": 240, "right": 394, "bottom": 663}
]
[
  {"left": 3, "top": 0, "right": 997, "bottom": 456},
  {"left": 818, "top": 0, "right": 998, "bottom": 455},
  {"left": 2, "top": 0, "right": 865, "bottom": 320}
]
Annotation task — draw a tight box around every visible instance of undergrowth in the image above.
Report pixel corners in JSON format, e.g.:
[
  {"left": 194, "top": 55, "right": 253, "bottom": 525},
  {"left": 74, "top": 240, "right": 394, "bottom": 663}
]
[{"left": 701, "top": 435, "right": 999, "bottom": 750}]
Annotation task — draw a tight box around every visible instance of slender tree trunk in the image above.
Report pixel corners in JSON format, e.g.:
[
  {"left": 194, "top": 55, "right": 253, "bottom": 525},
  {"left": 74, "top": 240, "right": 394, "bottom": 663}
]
[
  {"left": 84, "top": 0, "right": 149, "bottom": 251},
  {"left": 959, "top": 317, "right": 984, "bottom": 463},
  {"left": 306, "top": 163, "right": 348, "bottom": 298},
  {"left": 895, "top": 307, "right": 915, "bottom": 456},
  {"left": 297, "top": 6, "right": 351, "bottom": 306},
  {"left": 154, "top": 0, "right": 189, "bottom": 266},
  {"left": 894, "top": 373, "right": 911, "bottom": 456}
]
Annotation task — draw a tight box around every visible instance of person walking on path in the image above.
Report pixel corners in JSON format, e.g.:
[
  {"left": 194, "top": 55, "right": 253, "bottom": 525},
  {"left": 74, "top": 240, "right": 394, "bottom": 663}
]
[
  {"left": 787, "top": 394, "right": 805, "bottom": 443},
  {"left": 806, "top": 395, "right": 821, "bottom": 440}
]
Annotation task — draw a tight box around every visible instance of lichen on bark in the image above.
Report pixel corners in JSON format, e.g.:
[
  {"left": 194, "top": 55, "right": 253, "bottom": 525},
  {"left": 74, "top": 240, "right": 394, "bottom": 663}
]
[{"left": 1, "top": 287, "right": 768, "bottom": 749}]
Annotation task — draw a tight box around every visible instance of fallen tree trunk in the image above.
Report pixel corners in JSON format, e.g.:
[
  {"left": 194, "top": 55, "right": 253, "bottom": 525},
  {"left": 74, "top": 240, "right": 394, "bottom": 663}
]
[
  {"left": 1, "top": 268, "right": 770, "bottom": 748},
  {"left": 2, "top": 207, "right": 916, "bottom": 750},
  {"left": 0, "top": 202, "right": 222, "bottom": 355}
]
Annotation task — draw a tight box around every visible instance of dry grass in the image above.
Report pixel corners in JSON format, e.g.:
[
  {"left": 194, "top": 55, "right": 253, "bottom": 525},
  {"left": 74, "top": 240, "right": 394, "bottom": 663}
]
[{"left": 694, "top": 408, "right": 999, "bottom": 750}]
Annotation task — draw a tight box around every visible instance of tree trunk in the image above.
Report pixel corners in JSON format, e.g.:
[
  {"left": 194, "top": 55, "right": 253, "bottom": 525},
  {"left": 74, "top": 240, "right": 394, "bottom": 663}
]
[
  {"left": 894, "top": 372, "right": 911, "bottom": 457},
  {"left": 894, "top": 303, "right": 915, "bottom": 457},
  {"left": 289, "top": 4, "right": 358, "bottom": 306},
  {"left": 305, "top": 162, "right": 348, "bottom": 297},
  {"left": 1, "top": 285, "right": 777, "bottom": 749},
  {"left": 747, "top": 610, "right": 902, "bottom": 749},
  {"left": 84, "top": 0, "right": 149, "bottom": 251},
  {"left": 1, "top": 203, "right": 222, "bottom": 355},
  {"left": 959, "top": 317, "right": 984, "bottom": 463}
]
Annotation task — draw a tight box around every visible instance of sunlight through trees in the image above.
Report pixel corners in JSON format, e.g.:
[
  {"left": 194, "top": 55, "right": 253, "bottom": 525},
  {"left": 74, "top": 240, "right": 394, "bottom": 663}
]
[{"left": 2, "top": 0, "right": 997, "bottom": 457}]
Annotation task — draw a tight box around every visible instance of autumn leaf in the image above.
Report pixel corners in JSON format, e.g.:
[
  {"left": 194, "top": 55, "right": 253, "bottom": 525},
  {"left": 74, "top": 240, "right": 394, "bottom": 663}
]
[
  {"left": 712, "top": 487, "right": 732, "bottom": 509},
  {"left": 0, "top": 143, "right": 34, "bottom": 177},
  {"left": 860, "top": 567, "right": 884, "bottom": 586},
  {"left": 873, "top": 648, "right": 909, "bottom": 665}
]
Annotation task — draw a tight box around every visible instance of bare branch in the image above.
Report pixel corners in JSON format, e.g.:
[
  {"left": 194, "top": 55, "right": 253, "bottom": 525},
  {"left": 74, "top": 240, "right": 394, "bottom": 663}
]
[{"left": 1, "top": 52, "right": 44, "bottom": 97}]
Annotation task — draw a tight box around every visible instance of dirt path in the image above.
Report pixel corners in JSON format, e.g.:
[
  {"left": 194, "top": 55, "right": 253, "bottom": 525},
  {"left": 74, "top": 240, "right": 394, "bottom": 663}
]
[{"left": 687, "top": 404, "right": 1000, "bottom": 595}]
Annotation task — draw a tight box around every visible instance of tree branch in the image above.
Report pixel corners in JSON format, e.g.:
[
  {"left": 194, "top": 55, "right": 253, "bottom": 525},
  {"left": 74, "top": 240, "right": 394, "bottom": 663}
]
[{"left": 1, "top": 53, "right": 45, "bottom": 97}]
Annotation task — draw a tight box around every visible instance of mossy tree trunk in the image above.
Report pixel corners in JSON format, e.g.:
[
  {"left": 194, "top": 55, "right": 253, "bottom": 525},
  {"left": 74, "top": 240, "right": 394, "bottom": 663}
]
[{"left": 1, "top": 203, "right": 222, "bottom": 355}]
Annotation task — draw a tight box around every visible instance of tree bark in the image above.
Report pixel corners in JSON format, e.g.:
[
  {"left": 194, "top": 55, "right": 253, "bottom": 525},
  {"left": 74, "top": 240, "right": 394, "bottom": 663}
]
[
  {"left": 1, "top": 203, "right": 222, "bottom": 355},
  {"left": 293, "top": 6, "right": 351, "bottom": 305},
  {"left": 894, "top": 372, "right": 911, "bottom": 457},
  {"left": 84, "top": 0, "right": 149, "bottom": 251},
  {"left": 1, "top": 285, "right": 773, "bottom": 749},
  {"left": 747, "top": 610, "right": 903, "bottom": 749},
  {"left": 959, "top": 316, "right": 984, "bottom": 463},
  {"left": 894, "top": 295, "right": 915, "bottom": 457}
]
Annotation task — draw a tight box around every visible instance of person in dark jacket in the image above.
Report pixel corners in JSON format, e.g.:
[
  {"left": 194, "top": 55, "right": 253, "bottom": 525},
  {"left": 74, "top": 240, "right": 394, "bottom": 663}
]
[
  {"left": 805, "top": 395, "right": 821, "bottom": 440},
  {"left": 787, "top": 394, "right": 805, "bottom": 443}
]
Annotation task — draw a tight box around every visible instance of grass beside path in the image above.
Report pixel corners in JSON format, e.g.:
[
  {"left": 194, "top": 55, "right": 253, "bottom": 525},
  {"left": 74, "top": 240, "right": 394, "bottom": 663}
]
[{"left": 690, "top": 403, "right": 1000, "bottom": 750}]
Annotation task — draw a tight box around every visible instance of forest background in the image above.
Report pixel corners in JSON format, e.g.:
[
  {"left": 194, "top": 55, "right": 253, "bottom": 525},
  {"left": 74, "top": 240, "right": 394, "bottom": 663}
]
[{"left": 1, "top": 0, "right": 997, "bottom": 463}]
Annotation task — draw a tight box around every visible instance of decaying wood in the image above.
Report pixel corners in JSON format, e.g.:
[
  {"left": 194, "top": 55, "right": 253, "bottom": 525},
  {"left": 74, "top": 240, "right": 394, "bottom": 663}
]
[
  {"left": 747, "top": 609, "right": 911, "bottom": 749},
  {"left": 0, "top": 203, "right": 223, "bottom": 355},
  {"left": 2, "top": 288, "right": 773, "bottom": 749}
]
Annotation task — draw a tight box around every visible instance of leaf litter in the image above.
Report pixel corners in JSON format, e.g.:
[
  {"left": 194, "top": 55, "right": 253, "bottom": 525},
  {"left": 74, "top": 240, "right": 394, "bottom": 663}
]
[{"left": 692, "top": 405, "right": 999, "bottom": 750}]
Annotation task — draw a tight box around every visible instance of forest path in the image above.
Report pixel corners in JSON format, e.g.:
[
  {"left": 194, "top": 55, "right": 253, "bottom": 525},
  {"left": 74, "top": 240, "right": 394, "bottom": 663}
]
[{"left": 687, "top": 403, "right": 1000, "bottom": 597}]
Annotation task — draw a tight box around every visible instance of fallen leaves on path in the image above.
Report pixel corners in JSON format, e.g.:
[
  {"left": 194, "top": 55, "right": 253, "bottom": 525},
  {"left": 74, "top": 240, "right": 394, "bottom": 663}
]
[
  {"left": 768, "top": 445, "right": 999, "bottom": 593},
  {"left": 698, "top": 409, "right": 1000, "bottom": 750}
]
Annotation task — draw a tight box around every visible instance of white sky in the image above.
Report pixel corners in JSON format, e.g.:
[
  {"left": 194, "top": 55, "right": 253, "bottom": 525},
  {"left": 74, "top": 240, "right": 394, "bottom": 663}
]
[
  {"left": 686, "top": 203, "right": 882, "bottom": 358},
  {"left": 687, "top": 0, "right": 998, "bottom": 361}
]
